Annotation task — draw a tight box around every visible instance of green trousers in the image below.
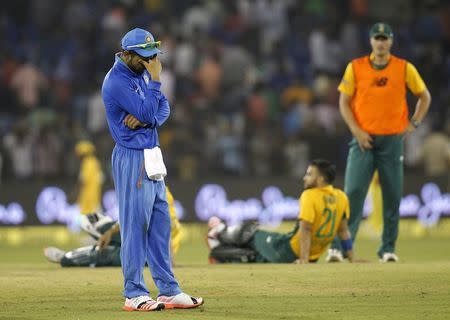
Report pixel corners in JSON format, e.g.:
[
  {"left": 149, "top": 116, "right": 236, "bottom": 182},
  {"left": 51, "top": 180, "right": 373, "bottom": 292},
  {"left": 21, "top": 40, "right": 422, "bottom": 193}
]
[
  {"left": 332, "top": 134, "right": 404, "bottom": 257},
  {"left": 249, "top": 223, "right": 299, "bottom": 263},
  {"left": 60, "top": 245, "right": 121, "bottom": 267},
  {"left": 60, "top": 221, "right": 122, "bottom": 267}
]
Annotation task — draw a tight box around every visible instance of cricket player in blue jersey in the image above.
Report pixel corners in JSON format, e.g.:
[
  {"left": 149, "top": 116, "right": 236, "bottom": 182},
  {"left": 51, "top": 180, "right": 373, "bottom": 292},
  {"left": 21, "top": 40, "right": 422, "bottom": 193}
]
[{"left": 102, "top": 28, "right": 203, "bottom": 312}]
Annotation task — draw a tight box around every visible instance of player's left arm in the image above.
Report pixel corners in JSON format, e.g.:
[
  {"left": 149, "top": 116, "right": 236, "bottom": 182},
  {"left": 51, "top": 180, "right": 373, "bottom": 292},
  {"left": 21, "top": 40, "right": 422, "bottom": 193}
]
[
  {"left": 123, "top": 93, "right": 170, "bottom": 130},
  {"left": 298, "top": 220, "right": 313, "bottom": 264},
  {"left": 337, "top": 218, "right": 353, "bottom": 262},
  {"left": 405, "top": 63, "right": 431, "bottom": 133},
  {"left": 97, "top": 222, "right": 120, "bottom": 250}
]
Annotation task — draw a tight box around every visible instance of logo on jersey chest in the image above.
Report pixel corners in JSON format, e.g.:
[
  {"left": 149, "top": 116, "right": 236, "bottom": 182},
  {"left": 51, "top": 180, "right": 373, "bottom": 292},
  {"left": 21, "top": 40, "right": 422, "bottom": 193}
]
[
  {"left": 143, "top": 74, "right": 150, "bottom": 85},
  {"left": 133, "top": 75, "right": 150, "bottom": 99},
  {"left": 372, "top": 77, "right": 388, "bottom": 87},
  {"left": 134, "top": 83, "right": 145, "bottom": 99}
]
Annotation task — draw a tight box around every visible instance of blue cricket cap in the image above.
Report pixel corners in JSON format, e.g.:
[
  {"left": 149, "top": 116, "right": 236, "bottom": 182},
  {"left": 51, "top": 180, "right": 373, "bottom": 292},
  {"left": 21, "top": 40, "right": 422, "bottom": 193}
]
[{"left": 121, "top": 28, "right": 161, "bottom": 57}]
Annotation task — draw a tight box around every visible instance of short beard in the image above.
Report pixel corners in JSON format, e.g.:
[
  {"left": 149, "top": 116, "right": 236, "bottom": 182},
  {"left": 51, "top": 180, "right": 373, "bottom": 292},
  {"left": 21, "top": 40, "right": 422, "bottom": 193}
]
[
  {"left": 130, "top": 64, "right": 145, "bottom": 74},
  {"left": 304, "top": 181, "right": 317, "bottom": 190}
]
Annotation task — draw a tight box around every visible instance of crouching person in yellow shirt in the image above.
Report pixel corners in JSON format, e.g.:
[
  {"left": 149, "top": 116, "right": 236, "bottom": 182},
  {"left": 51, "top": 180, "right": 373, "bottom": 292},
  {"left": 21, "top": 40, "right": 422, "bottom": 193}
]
[{"left": 207, "top": 159, "right": 353, "bottom": 264}]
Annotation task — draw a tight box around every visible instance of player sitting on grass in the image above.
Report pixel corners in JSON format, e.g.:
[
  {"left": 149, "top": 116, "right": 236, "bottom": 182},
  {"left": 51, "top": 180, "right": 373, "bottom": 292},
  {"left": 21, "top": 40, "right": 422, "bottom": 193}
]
[
  {"left": 44, "top": 187, "right": 182, "bottom": 267},
  {"left": 207, "top": 159, "right": 354, "bottom": 264}
]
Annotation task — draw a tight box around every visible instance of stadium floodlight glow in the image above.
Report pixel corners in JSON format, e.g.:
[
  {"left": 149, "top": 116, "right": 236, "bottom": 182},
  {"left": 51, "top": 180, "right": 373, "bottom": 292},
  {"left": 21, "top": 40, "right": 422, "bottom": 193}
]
[
  {"left": 0, "top": 203, "right": 26, "bottom": 225},
  {"left": 195, "top": 183, "right": 263, "bottom": 225},
  {"left": 36, "top": 187, "right": 68, "bottom": 224},
  {"left": 102, "top": 189, "right": 119, "bottom": 221},
  {"left": 174, "top": 200, "right": 184, "bottom": 219},
  {"left": 195, "top": 184, "right": 296, "bottom": 226},
  {"left": 0, "top": 182, "right": 448, "bottom": 227},
  {"left": 399, "top": 195, "right": 422, "bottom": 217},
  {"left": 7, "top": 203, "right": 26, "bottom": 224},
  {"left": 23, "top": 187, "right": 186, "bottom": 229},
  {"left": 417, "top": 183, "right": 450, "bottom": 227},
  {"left": 194, "top": 183, "right": 450, "bottom": 227},
  {"left": 102, "top": 189, "right": 185, "bottom": 220}
]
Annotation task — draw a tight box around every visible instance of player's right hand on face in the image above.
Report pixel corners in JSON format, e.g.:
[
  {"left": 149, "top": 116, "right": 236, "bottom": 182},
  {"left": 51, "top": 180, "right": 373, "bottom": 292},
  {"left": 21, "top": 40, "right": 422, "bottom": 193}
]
[
  {"left": 141, "top": 57, "right": 162, "bottom": 82},
  {"left": 354, "top": 129, "right": 373, "bottom": 151}
]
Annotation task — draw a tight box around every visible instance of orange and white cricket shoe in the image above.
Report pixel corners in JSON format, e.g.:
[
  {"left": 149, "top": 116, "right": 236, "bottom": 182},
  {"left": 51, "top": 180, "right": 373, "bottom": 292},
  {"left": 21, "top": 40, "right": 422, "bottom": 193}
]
[
  {"left": 123, "top": 295, "right": 165, "bottom": 312},
  {"left": 157, "top": 292, "right": 204, "bottom": 309}
]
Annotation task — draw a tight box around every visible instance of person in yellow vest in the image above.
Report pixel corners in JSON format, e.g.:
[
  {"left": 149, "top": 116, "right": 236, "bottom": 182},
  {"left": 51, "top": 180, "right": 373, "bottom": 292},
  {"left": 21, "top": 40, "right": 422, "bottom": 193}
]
[
  {"left": 165, "top": 187, "right": 182, "bottom": 258},
  {"left": 367, "top": 171, "right": 383, "bottom": 235},
  {"left": 75, "top": 141, "right": 103, "bottom": 215},
  {"left": 44, "top": 187, "right": 182, "bottom": 267},
  {"left": 328, "top": 23, "right": 431, "bottom": 263}
]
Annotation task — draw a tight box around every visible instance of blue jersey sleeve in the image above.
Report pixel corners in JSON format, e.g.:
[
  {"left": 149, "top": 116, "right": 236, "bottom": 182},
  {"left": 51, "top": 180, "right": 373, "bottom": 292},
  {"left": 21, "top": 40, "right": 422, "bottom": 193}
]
[
  {"left": 130, "top": 92, "right": 170, "bottom": 129},
  {"left": 153, "top": 93, "right": 170, "bottom": 128},
  {"left": 108, "top": 77, "right": 161, "bottom": 126}
]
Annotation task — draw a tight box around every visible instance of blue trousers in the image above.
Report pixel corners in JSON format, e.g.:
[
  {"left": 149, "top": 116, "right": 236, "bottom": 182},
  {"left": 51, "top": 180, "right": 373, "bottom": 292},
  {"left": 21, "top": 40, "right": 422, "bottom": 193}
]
[{"left": 112, "top": 144, "right": 181, "bottom": 298}]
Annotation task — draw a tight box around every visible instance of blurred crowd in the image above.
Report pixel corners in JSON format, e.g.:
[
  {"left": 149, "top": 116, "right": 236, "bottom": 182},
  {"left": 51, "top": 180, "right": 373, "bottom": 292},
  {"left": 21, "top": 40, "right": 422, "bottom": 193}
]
[{"left": 0, "top": 0, "right": 449, "bottom": 185}]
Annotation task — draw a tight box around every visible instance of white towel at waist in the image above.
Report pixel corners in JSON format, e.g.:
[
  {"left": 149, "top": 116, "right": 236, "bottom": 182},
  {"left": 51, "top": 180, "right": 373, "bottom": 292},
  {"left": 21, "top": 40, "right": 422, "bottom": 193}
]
[{"left": 143, "top": 147, "right": 167, "bottom": 181}]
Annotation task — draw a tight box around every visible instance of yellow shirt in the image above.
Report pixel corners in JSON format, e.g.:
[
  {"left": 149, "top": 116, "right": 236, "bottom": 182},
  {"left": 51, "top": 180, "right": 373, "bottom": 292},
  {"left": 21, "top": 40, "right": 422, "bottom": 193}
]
[
  {"left": 338, "top": 55, "right": 426, "bottom": 97},
  {"left": 78, "top": 155, "right": 103, "bottom": 214},
  {"left": 289, "top": 185, "right": 350, "bottom": 261},
  {"left": 367, "top": 171, "right": 383, "bottom": 234},
  {"left": 166, "top": 187, "right": 182, "bottom": 255}
]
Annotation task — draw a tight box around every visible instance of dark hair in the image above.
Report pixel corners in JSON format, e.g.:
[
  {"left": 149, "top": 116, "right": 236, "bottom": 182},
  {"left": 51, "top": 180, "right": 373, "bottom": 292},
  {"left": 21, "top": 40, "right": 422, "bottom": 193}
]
[{"left": 310, "top": 159, "right": 336, "bottom": 184}]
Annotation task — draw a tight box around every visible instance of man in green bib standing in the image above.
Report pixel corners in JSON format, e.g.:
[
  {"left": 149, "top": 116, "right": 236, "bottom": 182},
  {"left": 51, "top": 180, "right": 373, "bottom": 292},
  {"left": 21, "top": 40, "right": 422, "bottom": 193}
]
[{"left": 327, "top": 23, "right": 431, "bottom": 262}]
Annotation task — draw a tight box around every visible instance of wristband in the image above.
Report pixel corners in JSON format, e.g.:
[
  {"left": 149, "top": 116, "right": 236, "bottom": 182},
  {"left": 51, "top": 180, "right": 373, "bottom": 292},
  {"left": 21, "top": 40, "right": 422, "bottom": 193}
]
[
  {"left": 340, "top": 239, "right": 353, "bottom": 251},
  {"left": 411, "top": 119, "right": 421, "bottom": 128}
]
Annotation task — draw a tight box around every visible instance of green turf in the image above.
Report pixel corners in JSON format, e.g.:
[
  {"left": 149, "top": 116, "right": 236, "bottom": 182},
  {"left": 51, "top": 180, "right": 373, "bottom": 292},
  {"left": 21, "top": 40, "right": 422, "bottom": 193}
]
[{"left": 0, "top": 225, "right": 450, "bottom": 320}]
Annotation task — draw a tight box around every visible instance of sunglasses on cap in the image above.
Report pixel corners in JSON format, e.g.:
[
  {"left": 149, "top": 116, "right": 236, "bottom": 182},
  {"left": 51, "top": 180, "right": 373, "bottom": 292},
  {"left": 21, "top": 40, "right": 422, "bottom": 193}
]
[
  {"left": 133, "top": 52, "right": 157, "bottom": 62},
  {"left": 125, "top": 41, "right": 161, "bottom": 50}
]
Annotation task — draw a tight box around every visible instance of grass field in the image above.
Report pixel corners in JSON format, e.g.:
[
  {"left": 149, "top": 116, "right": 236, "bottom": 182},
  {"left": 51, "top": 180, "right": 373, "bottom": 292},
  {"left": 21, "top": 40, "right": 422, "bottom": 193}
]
[{"left": 1, "top": 224, "right": 450, "bottom": 320}]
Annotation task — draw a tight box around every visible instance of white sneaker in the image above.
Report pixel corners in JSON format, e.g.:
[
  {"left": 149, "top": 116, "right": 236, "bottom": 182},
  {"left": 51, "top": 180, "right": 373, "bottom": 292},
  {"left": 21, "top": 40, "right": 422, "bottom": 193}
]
[
  {"left": 157, "top": 292, "right": 204, "bottom": 309},
  {"left": 80, "top": 213, "right": 113, "bottom": 238},
  {"left": 44, "top": 247, "right": 66, "bottom": 263},
  {"left": 123, "top": 295, "right": 164, "bottom": 312},
  {"left": 325, "top": 249, "right": 344, "bottom": 263},
  {"left": 380, "top": 252, "right": 399, "bottom": 263},
  {"left": 207, "top": 217, "right": 226, "bottom": 249}
]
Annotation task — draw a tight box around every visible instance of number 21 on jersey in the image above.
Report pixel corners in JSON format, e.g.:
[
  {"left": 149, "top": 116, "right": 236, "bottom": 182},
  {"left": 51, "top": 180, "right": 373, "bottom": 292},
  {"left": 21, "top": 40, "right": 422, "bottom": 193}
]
[{"left": 316, "top": 207, "right": 337, "bottom": 238}]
